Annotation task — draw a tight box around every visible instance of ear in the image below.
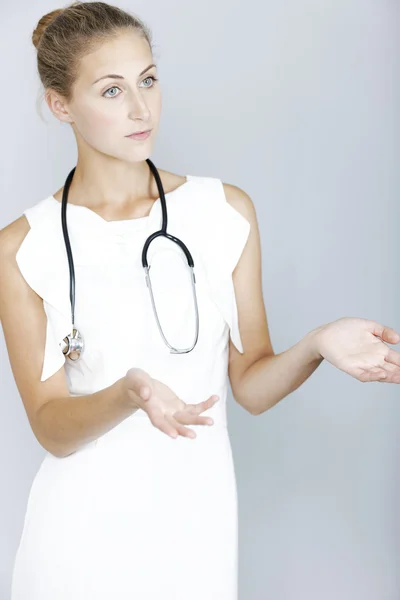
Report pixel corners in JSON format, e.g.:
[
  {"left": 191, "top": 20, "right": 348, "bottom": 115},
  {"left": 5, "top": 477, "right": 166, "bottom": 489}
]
[{"left": 45, "top": 89, "right": 73, "bottom": 124}]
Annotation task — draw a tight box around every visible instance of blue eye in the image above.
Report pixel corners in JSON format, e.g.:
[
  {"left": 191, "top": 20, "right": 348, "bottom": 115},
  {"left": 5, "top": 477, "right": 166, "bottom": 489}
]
[
  {"left": 102, "top": 75, "right": 159, "bottom": 98},
  {"left": 142, "top": 75, "right": 159, "bottom": 87},
  {"left": 103, "top": 86, "right": 121, "bottom": 99}
]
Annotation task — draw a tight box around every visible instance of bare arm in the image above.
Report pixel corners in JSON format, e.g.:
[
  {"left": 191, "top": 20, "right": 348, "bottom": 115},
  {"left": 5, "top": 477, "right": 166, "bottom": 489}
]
[
  {"left": 0, "top": 217, "right": 139, "bottom": 459},
  {"left": 222, "top": 183, "right": 325, "bottom": 414},
  {"left": 234, "top": 327, "right": 324, "bottom": 415},
  {"left": 34, "top": 378, "right": 138, "bottom": 457}
]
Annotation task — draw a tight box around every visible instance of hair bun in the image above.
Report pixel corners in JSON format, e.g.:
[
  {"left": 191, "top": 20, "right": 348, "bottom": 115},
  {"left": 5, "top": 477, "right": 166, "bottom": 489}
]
[{"left": 32, "top": 9, "right": 64, "bottom": 49}]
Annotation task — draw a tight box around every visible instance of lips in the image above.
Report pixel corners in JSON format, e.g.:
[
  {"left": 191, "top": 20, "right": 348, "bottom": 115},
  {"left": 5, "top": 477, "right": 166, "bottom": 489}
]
[{"left": 126, "top": 129, "right": 152, "bottom": 136}]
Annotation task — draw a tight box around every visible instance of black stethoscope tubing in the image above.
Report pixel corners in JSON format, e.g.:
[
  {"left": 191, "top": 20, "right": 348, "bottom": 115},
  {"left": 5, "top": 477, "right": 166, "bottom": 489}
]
[{"left": 60, "top": 157, "right": 199, "bottom": 359}]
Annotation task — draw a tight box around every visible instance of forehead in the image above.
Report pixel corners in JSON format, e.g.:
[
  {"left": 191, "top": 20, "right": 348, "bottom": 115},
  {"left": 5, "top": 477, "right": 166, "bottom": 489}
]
[{"left": 78, "top": 31, "right": 152, "bottom": 82}]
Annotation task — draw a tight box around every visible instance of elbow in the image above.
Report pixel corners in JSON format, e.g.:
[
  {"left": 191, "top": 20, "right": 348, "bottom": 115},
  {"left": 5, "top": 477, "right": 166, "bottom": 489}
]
[
  {"left": 232, "top": 391, "right": 262, "bottom": 416},
  {"left": 49, "top": 446, "right": 72, "bottom": 459},
  {"left": 32, "top": 405, "right": 74, "bottom": 459},
  {"left": 32, "top": 427, "right": 72, "bottom": 459},
  {"left": 40, "top": 438, "right": 70, "bottom": 459},
  {"left": 44, "top": 443, "right": 76, "bottom": 459},
  {"left": 247, "top": 404, "right": 262, "bottom": 416}
]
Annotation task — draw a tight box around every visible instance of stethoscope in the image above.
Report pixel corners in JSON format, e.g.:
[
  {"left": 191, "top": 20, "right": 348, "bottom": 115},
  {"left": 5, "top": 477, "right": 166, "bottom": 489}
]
[{"left": 60, "top": 158, "right": 200, "bottom": 362}]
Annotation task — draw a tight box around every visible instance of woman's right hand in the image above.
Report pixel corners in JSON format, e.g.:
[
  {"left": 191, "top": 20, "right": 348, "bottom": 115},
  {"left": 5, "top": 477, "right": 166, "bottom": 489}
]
[{"left": 123, "top": 367, "right": 220, "bottom": 439}]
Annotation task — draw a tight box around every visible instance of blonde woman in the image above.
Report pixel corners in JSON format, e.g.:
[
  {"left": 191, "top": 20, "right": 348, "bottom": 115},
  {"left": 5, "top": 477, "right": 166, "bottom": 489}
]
[{"left": 1, "top": 2, "right": 399, "bottom": 599}]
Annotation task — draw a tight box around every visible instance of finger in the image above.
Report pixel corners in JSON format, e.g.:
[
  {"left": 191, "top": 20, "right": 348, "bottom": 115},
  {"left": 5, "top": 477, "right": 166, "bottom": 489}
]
[
  {"left": 174, "top": 410, "right": 214, "bottom": 426},
  {"left": 154, "top": 416, "right": 179, "bottom": 438},
  {"left": 380, "top": 362, "right": 400, "bottom": 384},
  {"left": 150, "top": 408, "right": 179, "bottom": 439},
  {"left": 164, "top": 413, "right": 196, "bottom": 439},
  {"left": 384, "top": 349, "right": 400, "bottom": 368},
  {"left": 359, "top": 367, "right": 388, "bottom": 382},
  {"left": 369, "top": 322, "right": 400, "bottom": 345},
  {"left": 166, "top": 414, "right": 197, "bottom": 438},
  {"left": 186, "top": 395, "right": 220, "bottom": 415}
]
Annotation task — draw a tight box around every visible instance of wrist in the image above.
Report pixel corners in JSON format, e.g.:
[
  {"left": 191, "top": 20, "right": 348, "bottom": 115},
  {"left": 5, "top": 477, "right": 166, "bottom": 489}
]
[
  {"left": 305, "top": 325, "right": 326, "bottom": 362},
  {"left": 117, "top": 376, "right": 140, "bottom": 412}
]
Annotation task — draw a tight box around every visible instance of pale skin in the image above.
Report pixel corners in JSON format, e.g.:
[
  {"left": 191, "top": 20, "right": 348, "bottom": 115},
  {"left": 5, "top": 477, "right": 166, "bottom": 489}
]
[{"left": 0, "top": 30, "right": 399, "bottom": 453}]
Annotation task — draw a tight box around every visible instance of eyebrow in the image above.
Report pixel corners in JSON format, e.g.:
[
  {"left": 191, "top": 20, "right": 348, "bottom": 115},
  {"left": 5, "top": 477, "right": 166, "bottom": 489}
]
[{"left": 92, "top": 63, "right": 157, "bottom": 85}]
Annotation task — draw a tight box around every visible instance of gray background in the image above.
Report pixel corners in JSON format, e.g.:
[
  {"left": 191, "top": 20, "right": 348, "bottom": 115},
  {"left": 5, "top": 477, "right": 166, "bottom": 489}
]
[{"left": 1, "top": 1, "right": 399, "bottom": 598}]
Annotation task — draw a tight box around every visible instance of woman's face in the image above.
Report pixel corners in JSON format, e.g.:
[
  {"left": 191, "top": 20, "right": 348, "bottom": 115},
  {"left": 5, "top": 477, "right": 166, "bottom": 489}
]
[{"left": 58, "top": 30, "right": 162, "bottom": 162}]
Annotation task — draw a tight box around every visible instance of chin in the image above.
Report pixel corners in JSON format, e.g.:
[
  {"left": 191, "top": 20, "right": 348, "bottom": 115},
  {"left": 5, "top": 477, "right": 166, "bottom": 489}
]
[{"left": 122, "top": 149, "right": 153, "bottom": 164}]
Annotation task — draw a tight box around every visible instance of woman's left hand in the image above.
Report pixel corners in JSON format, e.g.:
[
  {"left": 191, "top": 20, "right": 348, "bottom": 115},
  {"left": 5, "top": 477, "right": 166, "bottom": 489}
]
[{"left": 314, "top": 317, "right": 400, "bottom": 383}]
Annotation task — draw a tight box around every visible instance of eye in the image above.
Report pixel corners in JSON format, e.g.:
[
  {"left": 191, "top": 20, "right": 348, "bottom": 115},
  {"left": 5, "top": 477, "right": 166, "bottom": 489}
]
[
  {"left": 102, "top": 86, "right": 121, "bottom": 99},
  {"left": 141, "top": 75, "right": 159, "bottom": 88},
  {"left": 102, "top": 76, "right": 159, "bottom": 98}
]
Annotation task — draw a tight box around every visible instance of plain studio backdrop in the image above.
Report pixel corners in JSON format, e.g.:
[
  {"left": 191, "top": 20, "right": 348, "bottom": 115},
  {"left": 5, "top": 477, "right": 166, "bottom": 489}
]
[{"left": 0, "top": 1, "right": 399, "bottom": 598}]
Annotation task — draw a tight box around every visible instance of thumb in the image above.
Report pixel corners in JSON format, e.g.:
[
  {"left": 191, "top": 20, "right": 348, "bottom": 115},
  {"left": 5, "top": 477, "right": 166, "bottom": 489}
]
[
  {"left": 371, "top": 322, "right": 400, "bottom": 344},
  {"left": 126, "top": 367, "right": 153, "bottom": 401},
  {"left": 381, "top": 327, "right": 400, "bottom": 345},
  {"left": 139, "top": 385, "right": 151, "bottom": 400}
]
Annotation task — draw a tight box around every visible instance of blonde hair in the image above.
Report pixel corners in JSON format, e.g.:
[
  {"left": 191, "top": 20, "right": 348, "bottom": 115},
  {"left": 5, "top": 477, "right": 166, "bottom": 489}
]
[{"left": 32, "top": 1, "right": 154, "bottom": 121}]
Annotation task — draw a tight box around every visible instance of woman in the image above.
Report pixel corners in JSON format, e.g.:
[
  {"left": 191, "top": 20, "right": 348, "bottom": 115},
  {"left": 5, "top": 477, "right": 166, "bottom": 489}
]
[{"left": 0, "top": 2, "right": 399, "bottom": 599}]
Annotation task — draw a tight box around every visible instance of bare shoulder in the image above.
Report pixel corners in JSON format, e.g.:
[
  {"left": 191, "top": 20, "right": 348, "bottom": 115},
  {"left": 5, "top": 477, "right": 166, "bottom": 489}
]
[
  {"left": 0, "top": 213, "right": 34, "bottom": 325},
  {"left": 0, "top": 214, "right": 31, "bottom": 261},
  {"left": 222, "top": 182, "right": 258, "bottom": 225},
  {"left": 158, "top": 169, "right": 188, "bottom": 192}
]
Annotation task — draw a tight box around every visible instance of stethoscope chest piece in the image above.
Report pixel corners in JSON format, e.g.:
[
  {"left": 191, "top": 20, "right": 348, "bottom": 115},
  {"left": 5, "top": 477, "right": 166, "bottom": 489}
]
[{"left": 61, "top": 326, "right": 85, "bottom": 361}]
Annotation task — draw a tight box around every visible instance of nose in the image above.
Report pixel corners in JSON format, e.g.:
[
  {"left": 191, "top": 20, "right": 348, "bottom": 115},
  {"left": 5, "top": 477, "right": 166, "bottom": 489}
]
[{"left": 126, "top": 89, "right": 151, "bottom": 121}]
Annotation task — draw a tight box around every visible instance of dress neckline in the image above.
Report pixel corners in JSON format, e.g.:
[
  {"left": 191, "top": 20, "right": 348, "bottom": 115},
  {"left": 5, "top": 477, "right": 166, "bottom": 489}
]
[{"left": 46, "top": 175, "right": 192, "bottom": 229}]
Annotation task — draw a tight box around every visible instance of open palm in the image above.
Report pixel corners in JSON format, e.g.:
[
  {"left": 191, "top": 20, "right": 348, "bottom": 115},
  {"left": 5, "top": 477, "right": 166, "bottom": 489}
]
[
  {"left": 316, "top": 317, "right": 400, "bottom": 383},
  {"left": 125, "top": 367, "right": 219, "bottom": 439}
]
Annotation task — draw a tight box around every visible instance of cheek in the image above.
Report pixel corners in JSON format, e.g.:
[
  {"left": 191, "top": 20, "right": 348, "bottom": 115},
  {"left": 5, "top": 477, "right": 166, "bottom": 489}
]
[
  {"left": 152, "top": 93, "right": 162, "bottom": 118},
  {"left": 73, "top": 93, "right": 162, "bottom": 154},
  {"left": 78, "top": 106, "right": 119, "bottom": 148}
]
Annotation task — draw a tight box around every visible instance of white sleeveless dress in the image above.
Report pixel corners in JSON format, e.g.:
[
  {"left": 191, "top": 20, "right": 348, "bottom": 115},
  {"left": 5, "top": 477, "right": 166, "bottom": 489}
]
[{"left": 11, "top": 174, "right": 251, "bottom": 600}]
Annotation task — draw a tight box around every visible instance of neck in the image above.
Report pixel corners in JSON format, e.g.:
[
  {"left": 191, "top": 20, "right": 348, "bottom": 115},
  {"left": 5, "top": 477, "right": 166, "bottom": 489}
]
[{"left": 69, "top": 157, "right": 153, "bottom": 210}]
